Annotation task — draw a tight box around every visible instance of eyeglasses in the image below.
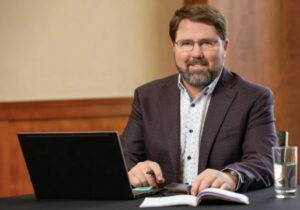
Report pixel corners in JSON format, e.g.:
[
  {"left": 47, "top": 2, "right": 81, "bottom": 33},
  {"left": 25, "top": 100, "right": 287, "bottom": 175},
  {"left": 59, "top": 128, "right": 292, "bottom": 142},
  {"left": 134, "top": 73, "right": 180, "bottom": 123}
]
[{"left": 174, "top": 39, "right": 220, "bottom": 51}]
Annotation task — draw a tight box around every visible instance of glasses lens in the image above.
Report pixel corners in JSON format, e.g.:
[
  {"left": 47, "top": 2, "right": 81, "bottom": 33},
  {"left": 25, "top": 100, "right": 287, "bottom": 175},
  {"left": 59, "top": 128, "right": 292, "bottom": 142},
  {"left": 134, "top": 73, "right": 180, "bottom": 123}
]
[
  {"left": 176, "top": 39, "right": 219, "bottom": 51},
  {"left": 177, "top": 40, "right": 194, "bottom": 51}
]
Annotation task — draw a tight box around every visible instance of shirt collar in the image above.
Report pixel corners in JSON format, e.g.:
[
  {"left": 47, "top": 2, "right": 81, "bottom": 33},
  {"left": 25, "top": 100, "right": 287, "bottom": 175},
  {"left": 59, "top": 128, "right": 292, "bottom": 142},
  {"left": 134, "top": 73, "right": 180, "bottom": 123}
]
[{"left": 177, "top": 68, "right": 223, "bottom": 96}]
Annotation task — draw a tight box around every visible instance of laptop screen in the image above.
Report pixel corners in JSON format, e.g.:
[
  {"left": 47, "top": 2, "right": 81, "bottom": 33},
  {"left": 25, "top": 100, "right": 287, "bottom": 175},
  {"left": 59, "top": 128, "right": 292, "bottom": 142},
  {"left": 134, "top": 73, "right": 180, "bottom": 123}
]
[{"left": 18, "top": 131, "right": 135, "bottom": 199}]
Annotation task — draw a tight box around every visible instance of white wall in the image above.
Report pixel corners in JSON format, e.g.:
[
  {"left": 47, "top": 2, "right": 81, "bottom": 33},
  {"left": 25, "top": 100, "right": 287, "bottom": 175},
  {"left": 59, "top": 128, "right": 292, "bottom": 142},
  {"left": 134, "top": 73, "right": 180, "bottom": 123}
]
[{"left": 0, "top": 0, "right": 182, "bottom": 102}]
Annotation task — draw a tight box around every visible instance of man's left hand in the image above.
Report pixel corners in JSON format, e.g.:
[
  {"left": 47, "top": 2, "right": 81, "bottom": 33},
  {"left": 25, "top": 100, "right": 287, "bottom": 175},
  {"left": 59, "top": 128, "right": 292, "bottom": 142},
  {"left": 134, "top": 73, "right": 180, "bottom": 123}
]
[{"left": 190, "top": 168, "right": 237, "bottom": 195}]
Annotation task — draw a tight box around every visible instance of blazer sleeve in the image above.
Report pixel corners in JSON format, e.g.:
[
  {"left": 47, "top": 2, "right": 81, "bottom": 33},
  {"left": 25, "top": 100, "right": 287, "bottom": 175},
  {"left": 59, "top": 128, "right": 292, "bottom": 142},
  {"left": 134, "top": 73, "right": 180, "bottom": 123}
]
[
  {"left": 121, "top": 89, "right": 146, "bottom": 170},
  {"left": 226, "top": 88, "right": 276, "bottom": 192}
]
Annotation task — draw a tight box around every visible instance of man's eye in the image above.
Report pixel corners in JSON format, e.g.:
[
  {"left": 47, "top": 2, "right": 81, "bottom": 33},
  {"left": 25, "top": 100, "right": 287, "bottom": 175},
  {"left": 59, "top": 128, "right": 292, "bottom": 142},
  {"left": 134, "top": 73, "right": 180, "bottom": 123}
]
[
  {"left": 200, "top": 40, "right": 218, "bottom": 49},
  {"left": 180, "top": 41, "right": 194, "bottom": 46},
  {"left": 201, "top": 41, "right": 213, "bottom": 47}
]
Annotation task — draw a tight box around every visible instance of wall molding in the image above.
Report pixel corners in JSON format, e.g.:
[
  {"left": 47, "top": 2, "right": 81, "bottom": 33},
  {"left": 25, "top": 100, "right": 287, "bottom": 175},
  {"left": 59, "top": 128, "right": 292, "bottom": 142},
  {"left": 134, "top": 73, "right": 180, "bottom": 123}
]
[
  {"left": 0, "top": 98, "right": 132, "bottom": 121},
  {"left": 0, "top": 97, "right": 132, "bottom": 196}
]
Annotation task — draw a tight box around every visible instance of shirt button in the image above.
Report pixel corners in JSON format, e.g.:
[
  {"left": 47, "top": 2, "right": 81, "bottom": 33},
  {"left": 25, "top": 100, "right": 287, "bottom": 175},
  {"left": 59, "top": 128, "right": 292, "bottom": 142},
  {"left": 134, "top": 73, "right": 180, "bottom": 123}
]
[
  {"left": 191, "top": 103, "right": 195, "bottom": 107},
  {"left": 204, "top": 92, "right": 208, "bottom": 95},
  {"left": 187, "top": 156, "right": 192, "bottom": 160},
  {"left": 189, "top": 129, "right": 193, "bottom": 133}
]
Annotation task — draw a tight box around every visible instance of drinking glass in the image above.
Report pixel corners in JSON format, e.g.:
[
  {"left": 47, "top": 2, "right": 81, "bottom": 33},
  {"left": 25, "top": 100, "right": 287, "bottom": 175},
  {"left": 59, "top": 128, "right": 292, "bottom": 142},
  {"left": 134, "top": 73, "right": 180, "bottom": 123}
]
[{"left": 272, "top": 146, "right": 297, "bottom": 198}]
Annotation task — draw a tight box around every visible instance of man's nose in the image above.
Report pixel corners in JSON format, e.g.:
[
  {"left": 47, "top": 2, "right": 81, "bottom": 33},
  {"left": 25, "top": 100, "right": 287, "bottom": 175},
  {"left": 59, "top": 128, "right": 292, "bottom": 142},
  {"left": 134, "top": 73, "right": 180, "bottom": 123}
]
[{"left": 190, "top": 43, "right": 204, "bottom": 57}]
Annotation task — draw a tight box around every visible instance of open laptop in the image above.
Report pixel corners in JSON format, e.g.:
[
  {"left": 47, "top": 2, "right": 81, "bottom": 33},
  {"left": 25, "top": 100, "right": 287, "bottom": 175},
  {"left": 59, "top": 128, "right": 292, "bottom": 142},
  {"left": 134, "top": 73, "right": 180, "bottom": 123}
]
[{"left": 18, "top": 131, "right": 162, "bottom": 199}]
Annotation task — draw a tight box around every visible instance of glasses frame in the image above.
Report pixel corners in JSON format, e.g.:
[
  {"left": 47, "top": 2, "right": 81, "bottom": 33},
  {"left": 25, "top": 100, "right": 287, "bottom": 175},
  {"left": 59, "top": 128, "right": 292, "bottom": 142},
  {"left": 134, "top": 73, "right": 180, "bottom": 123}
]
[{"left": 174, "top": 39, "right": 220, "bottom": 52}]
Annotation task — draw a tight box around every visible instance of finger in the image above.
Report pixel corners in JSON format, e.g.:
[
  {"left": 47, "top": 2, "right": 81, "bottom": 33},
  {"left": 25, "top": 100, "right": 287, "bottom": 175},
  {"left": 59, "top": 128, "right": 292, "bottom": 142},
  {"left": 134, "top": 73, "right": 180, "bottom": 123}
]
[
  {"left": 191, "top": 171, "right": 215, "bottom": 195},
  {"left": 211, "top": 178, "right": 223, "bottom": 189},
  {"left": 148, "top": 162, "right": 165, "bottom": 184},
  {"left": 144, "top": 172, "right": 158, "bottom": 188},
  {"left": 220, "top": 182, "right": 231, "bottom": 191},
  {"left": 143, "top": 168, "right": 158, "bottom": 187},
  {"left": 129, "top": 161, "right": 165, "bottom": 187},
  {"left": 136, "top": 162, "right": 158, "bottom": 187},
  {"left": 129, "top": 168, "right": 145, "bottom": 187},
  {"left": 191, "top": 180, "right": 201, "bottom": 195},
  {"left": 191, "top": 178, "right": 209, "bottom": 195},
  {"left": 197, "top": 180, "right": 211, "bottom": 193},
  {"left": 136, "top": 166, "right": 152, "bottom": 186},
  {"left": 129, "top": 174, "right": 142, "bottom": 187},
  {"left": 191, "top": 174, "right": 205, "bottom": 195},
  {"left": 129, "top": 165, "right": 149, "bottom": 187},
  {"left": 192, "top": 181, "right": 210, "bottom": 195}
]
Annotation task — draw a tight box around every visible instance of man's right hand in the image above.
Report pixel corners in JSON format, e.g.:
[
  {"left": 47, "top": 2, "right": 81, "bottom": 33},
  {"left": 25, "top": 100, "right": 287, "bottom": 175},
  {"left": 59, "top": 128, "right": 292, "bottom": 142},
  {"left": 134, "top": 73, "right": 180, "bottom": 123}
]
[{"left": 128, "top": 160, "right": 165, "bottom": 188}]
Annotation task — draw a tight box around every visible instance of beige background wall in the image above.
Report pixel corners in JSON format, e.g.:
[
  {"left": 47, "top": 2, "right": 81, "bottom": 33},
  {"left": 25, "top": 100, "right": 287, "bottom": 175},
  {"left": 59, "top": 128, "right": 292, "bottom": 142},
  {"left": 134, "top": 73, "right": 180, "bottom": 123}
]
[{"left": 0, "top": 0, "right": 182, "bottom": 102}]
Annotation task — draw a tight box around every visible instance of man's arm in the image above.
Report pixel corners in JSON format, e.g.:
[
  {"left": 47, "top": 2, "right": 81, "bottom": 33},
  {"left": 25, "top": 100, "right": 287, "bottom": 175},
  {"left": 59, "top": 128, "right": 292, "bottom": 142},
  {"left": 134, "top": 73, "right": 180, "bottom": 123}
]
[
  {"left": 121, "top": 89, "right": 165, "bottom": 187},
  {"left": 226, "top": 88, "right": 276, "bottom": 191},
  {"left": 121, "top": 89, "right": 145, "bottom": 170},
  {"left": 191, "top": 87, "right": 276, "bottom": 194}
]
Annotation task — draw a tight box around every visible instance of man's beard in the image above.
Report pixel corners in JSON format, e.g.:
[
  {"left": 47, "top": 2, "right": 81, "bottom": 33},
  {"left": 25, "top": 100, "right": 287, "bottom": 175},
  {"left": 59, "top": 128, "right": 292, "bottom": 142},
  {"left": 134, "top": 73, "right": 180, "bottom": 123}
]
[{"left": 177, "top": 59, "right": 219, "bottom": 88}]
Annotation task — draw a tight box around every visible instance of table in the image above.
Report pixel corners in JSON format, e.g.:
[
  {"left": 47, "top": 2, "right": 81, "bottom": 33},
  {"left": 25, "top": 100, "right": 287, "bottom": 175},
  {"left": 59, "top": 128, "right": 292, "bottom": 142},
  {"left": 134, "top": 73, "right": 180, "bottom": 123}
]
[{"left": 1, "top": 186, "right": 299, "bottom": 210}]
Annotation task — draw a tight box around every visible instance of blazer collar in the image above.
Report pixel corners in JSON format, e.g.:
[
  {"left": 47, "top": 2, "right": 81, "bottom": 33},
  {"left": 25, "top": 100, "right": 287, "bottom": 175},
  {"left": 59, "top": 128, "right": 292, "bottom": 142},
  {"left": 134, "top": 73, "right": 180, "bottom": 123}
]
[{"left": 198, "top": 68, "right": 238, "bottom": 172}]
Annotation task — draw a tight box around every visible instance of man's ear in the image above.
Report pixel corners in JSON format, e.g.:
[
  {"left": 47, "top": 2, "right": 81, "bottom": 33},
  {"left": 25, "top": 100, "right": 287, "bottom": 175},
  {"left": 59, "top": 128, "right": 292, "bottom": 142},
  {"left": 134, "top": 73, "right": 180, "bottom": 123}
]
[
  {"left": 223, "top": 39, "right": 229, "bottom": 57},
  {"left": 223, "top": 39, "right": 229, "bottom": 51}
]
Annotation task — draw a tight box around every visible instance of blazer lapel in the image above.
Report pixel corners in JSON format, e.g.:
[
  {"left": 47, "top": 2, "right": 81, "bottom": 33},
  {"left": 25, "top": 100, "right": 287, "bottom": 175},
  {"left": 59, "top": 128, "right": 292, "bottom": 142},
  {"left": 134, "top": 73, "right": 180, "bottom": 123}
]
[
  {"left": 198, "top": 69, "right": 238, "bottom": 172},
  {"left": 159, "top": 76, "right": 181, "bottom": 179}
]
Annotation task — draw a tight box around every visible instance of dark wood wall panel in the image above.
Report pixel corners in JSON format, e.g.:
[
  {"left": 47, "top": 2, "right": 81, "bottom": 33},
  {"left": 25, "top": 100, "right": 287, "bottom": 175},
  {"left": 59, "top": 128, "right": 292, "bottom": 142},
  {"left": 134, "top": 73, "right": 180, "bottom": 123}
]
[
  {"left": 186, "top": 0, "right": 300, "bottom": 183},
  {"left": 0, "top": 98, "right": 132, "bottom": 196},
  {"left": 208, "top": 0, "right": 300, "bottom": 182},
  {"left": 281, "top": 0, "right": 300, "bottom": 149}
]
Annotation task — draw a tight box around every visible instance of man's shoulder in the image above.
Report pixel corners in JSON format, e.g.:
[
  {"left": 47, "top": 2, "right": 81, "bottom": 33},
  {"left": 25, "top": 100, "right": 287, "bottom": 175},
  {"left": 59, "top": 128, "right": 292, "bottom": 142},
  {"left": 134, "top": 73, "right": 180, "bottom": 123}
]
[
  {"left": 136, "top": 74, "right": 178, "bottom": 92},
  {"left": 230, "top": 71, "right": 273, "bottom": 95}
]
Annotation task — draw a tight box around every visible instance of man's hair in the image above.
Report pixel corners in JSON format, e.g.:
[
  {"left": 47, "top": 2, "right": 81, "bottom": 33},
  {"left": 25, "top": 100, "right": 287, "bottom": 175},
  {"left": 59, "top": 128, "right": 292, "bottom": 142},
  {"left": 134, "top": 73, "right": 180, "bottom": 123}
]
[{"left": 169, "top": 4, "right": 227, "bottom": 42}]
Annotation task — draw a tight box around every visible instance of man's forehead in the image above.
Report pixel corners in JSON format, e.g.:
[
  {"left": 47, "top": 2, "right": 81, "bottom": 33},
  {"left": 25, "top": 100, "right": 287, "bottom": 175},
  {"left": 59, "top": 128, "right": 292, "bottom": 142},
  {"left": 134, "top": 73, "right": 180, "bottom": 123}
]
[{"left": 176, "top": 19, "right": 219, "bottom": 39}]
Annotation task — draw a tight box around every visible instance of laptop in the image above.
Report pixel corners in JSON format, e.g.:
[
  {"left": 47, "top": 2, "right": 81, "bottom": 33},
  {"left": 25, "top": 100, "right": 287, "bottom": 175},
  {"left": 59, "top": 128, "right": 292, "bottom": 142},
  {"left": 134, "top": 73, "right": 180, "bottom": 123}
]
[{"left": 18, "top": 131, "right": 163, "bottom": 199}]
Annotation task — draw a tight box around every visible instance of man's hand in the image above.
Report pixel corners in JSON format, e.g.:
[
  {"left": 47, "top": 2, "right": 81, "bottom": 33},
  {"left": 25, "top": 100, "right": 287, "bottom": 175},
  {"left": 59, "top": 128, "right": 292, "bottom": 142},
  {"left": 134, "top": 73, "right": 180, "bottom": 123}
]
[
  {"left": 128, "top": 160, "right": 165, "bottom": 188},
  {"left": 190, "top": 169, "right": 237, "bottom": 195}
]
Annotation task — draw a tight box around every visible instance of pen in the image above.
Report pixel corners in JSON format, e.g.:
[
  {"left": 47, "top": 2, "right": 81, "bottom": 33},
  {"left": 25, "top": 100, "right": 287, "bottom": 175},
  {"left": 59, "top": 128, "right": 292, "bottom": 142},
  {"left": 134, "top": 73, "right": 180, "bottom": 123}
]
[
  {"left": 145, "top": 170, "right": 155, "bottom": 176},
  {"left": 146, "top": 170, "right": 165, "bottom": 184}
]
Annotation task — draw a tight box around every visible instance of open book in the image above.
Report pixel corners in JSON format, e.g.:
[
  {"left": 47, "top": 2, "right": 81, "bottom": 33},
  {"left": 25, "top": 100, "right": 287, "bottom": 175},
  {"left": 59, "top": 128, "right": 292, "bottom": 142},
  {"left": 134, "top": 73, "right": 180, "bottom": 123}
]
[{"left": 140, "top": 187, "right": 249, "bottom": 208}]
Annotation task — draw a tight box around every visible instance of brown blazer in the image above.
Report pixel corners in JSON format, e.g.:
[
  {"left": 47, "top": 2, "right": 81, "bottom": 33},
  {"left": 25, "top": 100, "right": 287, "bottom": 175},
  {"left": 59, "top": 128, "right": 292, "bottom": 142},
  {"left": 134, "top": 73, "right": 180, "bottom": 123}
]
[{"left": 121, "top": 68, "right": 276, "bottom": 192}]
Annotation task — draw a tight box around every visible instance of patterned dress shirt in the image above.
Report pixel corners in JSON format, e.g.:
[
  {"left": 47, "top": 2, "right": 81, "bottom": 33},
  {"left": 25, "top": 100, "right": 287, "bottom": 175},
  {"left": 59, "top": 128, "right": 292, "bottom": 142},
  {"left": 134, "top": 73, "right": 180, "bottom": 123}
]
[{"left": 178, "top": 71, "right": 222, "bottom": 185}]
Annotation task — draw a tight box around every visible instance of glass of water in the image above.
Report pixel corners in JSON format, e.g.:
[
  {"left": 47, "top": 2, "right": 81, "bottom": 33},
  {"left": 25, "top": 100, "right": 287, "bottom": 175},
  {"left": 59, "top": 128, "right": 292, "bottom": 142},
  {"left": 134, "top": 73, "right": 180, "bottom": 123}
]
[{"left": 272, "top": 146, "right": 297, "bottom": 198}]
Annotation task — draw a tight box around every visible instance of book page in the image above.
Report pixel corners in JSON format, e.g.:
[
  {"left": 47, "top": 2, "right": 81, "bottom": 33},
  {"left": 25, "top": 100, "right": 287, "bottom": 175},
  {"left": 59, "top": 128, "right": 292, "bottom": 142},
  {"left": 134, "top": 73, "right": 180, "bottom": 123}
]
[
  {"left": 198, "top": 188, "right": 249, "bottom": 204},
  {"left": 140, "top": 195, "right": 197, "bottom": 208},
  {"left": 139, "top": 188, "right": 249, "bottom": 208}
]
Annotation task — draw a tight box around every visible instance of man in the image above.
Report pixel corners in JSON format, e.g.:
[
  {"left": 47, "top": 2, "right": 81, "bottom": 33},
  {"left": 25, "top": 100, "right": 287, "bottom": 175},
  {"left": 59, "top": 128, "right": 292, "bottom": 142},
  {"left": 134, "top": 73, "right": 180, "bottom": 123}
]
[{"left": 121, "top": 4, "right": 276, "bottom": 194}]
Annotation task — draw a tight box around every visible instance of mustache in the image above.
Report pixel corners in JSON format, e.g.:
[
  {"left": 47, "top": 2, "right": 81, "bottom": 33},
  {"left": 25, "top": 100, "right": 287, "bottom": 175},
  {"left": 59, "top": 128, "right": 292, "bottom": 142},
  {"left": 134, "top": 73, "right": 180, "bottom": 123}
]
[{"left": 187, "top": 59, "right": 209, "bottom": 66}]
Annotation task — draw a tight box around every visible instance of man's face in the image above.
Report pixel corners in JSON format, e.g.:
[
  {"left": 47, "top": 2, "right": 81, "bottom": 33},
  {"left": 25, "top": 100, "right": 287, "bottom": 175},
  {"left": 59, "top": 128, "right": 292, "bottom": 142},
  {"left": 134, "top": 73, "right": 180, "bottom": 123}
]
[{"left": 173, "top": 19, "right": 228, "bottom": 88}]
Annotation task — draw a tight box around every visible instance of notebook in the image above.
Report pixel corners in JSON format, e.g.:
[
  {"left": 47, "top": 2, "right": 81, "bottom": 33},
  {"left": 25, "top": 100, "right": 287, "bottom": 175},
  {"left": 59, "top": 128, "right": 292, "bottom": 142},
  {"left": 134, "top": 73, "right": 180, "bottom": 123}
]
[{"left": 18, "top": 131, "right": 162, "bottom": 199}]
